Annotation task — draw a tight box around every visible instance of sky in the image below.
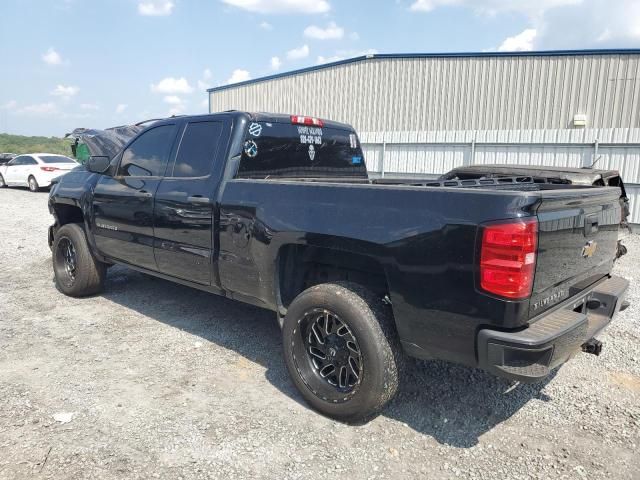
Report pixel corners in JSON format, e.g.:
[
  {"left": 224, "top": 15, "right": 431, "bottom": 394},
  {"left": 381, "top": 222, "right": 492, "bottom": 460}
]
[{"left": 0, "top": 0, "right": 639, "bottom": 137}]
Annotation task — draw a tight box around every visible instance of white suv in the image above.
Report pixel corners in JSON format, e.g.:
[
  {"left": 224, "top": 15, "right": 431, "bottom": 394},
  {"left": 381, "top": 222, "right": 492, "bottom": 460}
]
[{"left": 0, "top": 153, "right": 78, "bottom": 192}]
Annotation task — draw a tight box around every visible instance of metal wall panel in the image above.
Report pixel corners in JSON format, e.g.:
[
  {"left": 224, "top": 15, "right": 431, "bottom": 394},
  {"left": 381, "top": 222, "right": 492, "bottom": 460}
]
[
  {"left": 359, "top": 128, "right": 640, "bottom": 183},
  {"left": 210, "top": 54, "right": 640, "bottom": 133},
  {"left": 625, "top": 185, "right": 640, "bottom": 225},
  {"left": 594, "top": 147, "right": 640, "bottom": 184}
]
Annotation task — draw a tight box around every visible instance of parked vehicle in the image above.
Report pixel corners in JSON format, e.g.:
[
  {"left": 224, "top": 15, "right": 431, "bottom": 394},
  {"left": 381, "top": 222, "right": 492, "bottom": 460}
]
[
  {"left": 0, "top": 153, "right": 78, "bottom": 191},
  {"left": 48, "top": 112, "right": 630, "bottom": 422},
  {"left": 0, "top": 153, "right": 16, "bottom": 165}
]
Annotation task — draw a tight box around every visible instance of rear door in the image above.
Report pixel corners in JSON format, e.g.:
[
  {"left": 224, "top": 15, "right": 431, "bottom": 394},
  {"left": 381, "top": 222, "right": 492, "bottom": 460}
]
[
  {"left": 21, "top": 156, "right": 39, "bottom": 184},
  {"left": 153, "top": 118, "right": 229, "bottom": 286},
  {"left": 92, "top": 123, "right": 178, "bottom": 270},
  {"left": 530, "top": 188, "right": 622, "bottom": 316}
]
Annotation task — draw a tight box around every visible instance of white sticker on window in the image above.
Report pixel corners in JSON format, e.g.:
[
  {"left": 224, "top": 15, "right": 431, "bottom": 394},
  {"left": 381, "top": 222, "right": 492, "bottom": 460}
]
[
  {"left": 308, "top": 145, "right": 316, "bottom": 161},
  {"left": 349, "top": 134, "right": 357, "bottom": 149},
  {"left": 248, "top": 123, "right": 262, "bottom": 137},
  {"left": 298, "top": 126, "right": 323, "bottom": 145}
]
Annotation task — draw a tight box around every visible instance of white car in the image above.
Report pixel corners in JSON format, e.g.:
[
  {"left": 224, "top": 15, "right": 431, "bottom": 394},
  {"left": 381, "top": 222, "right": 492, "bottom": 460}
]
[{"left": 0, "top": 153, "right": 78, "bottom": 192}]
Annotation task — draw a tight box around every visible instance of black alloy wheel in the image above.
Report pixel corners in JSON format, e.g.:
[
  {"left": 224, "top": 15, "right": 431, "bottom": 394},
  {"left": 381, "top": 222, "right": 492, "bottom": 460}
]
[
  {"left": 52, "top": 223, "right": 106, "bottom": 297},
  {"left": 56, "top": 237, "right": 77, "bottom": 286},
  {"left": 282, "top": 282, "right": 403, "bottom": 422},
  {"left": 295, "top": 308, "right": 363, "bottom": 400}
]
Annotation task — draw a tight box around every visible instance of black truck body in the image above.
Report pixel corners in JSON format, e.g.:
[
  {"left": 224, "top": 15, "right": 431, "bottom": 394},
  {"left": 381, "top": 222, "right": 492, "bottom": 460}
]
[{"left": 48, "top": 112, "right": 629, "bottom": 421}]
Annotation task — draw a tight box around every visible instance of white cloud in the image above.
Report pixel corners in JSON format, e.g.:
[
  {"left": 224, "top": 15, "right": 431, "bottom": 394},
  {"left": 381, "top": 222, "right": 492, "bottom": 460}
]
[
  {"left": 80, "top": 103, "right": 100, "bottom": 110},
  {"left": 221, "top": 0, "right": 330, "bottom": 14},
  {"left": 151, "top": 77, "right": 194, "bottom": 94},
  {"left": 50, "top": 84, "right": 79, "bottom": 99},
  {"left": 304, "top": 21, "right": 344, "bottom": 40},
  {"left": 115, "top": 104, "right": 128, "bottom": 114},
  {"left": 260, "top": 21, "right": 273, "bottom": 30},
  {"left": 286, "top": 44, "right": 310, "bottom": 60},
  {"left": 198, "top": 69, "right": 214, "bottom": 91},
  {"left": 42, "top": 47, "right": 63, "bottom": 66},
  {"left": 168, "top": 106, "right": 186, "bottom": 115},
  {"left": 468, "top": 0, "right": 640, "bottom": 50},
  {"left": 226, "top": 69, "right": 251, "bottom": 84},
  {"left": 270, "top": 56, "right": 282, "bottom": 70},
  {"left": 18, "top": 103, "right": 58, "bottom": 116},
  {"left": 349, "top": 31, "right": 360, "bottom": 41},
  {"left": 1, "top": 100, "right": 17, "bottom": 110},
  {"left": 316, "top": 48, "right": 377, "bottom": 64},
  {"left": 536, "top": 0, "right": 640, "bottom": 49},
  {"left": 497, "top": 28, "right": 537, "bottom": 51},
  {"left": 162, "top": 95, "right": 187, "bottom": 115},
  {"left": 138, "top": 0, "right": 175, "bottom": 15},
  {"left": 409, "top": 0, "right": 579, "bottom": 16},
  {"left": 163, "top": 95, "right": 183, "bottom": 105}
]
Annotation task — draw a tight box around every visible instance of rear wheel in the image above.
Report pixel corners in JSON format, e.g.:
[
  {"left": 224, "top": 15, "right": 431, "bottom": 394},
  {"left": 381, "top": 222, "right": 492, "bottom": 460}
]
[
  {"left": 28, "top": 176, "right": 39, "bottom": 192},
  {"left": 0, "top": 174, "right": 6, "bottom": 188},
  {"left": 53, "top": 223, "right": 106, "bottom": 297},
  {"left": 282, "top": 282, "right": 403, "bottom": 422}
]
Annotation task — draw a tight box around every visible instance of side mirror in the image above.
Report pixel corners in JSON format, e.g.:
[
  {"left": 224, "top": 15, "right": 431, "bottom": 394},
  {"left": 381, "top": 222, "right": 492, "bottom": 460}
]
[{"left": 87, "top": 156, "right": 111, "bottom": 174}]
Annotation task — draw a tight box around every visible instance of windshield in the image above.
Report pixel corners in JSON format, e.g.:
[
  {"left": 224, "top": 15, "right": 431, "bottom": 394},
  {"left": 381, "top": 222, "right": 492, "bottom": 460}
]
[
  {"left": 39, "top": 155, "right": 76, "bottom": 164},
  {"left": 236, "top": 121, "right": 367, "bottom": 179}
]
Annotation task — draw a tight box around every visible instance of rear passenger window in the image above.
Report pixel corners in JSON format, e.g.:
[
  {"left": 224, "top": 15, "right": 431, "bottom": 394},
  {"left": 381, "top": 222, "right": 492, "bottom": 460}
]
[
  {"left": 236, "top": 122, "right": 367, "bottom": 179},
  {"left": 119, "top": 125, "right": 176, "bottom": 177},
  {"left": 172, "top": 121, "right": 223, "bottom": 177}
]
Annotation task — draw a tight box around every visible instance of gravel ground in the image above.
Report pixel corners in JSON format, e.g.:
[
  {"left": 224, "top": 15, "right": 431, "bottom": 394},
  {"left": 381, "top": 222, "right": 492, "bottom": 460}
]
[{"left": 0, "top": 187, "right": 639, "bottom": 480}]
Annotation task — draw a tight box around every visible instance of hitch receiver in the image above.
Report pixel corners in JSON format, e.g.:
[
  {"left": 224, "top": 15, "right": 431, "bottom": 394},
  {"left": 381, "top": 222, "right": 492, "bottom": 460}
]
[{"left": 581, "top": 338, "right": 603, "bottom": 356}]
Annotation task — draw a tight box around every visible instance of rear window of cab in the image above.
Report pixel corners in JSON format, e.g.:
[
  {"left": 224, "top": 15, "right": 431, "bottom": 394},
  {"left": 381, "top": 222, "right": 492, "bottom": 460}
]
[{"left": 236, "top": 121, "right": 367, "bottom": 179}]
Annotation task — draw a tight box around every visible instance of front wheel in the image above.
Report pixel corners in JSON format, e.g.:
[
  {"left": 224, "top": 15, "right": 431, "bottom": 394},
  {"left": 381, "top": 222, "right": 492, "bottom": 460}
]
[
  {"left": 28, "top": 176, "right": 40, "bottom": 192},
  {"left": 53, "top": 223, "right": 106, "bottom": 297},
  {"left": 282, "top": 282, "right": 403, "bottom": 423},
  {"left": 0, "top": 174, "right": 6, "bottom": 188}
]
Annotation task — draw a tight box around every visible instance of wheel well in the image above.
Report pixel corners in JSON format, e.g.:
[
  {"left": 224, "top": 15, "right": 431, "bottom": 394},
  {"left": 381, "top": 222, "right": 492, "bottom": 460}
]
[
  {"left": 53, "top": 204, "right": 84, "bottom": 226},
  {"left": 278, "top": 245, "right": 389, "bottom": 309}
]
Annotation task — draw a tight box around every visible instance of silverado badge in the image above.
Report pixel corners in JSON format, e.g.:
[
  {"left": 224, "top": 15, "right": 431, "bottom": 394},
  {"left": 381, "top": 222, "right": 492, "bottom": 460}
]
[{"left": 582, "top": 240, "right": 598, "bottom": 258}]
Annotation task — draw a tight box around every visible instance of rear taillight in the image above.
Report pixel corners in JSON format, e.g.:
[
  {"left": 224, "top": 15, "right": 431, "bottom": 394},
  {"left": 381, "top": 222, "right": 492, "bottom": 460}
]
[
  {"left": 290, "top": 115, "right": 324, "bottom": 127},
  {"left": 40, "top": 166, "right": 59, "bottom": 172},
  {"left": 480, "top": 218, "right": 538, "bottom": 299}
]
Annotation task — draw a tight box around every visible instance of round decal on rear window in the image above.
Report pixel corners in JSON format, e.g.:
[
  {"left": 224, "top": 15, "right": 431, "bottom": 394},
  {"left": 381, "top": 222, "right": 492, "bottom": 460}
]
[{"left": 244, "top": 139, "right": 258, "bottom": 158}]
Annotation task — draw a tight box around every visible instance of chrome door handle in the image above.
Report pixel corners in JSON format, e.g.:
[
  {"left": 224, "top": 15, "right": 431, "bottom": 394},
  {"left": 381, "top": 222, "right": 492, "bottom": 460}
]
[{"left": 187, "top": 196, "right": 210, "bottom": 204}]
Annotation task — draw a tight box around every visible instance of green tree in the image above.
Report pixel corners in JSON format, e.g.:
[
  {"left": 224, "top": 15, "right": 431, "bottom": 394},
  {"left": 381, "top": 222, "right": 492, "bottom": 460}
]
[{"left": 0, "top": 133, "right": 73, "bottom": 156}]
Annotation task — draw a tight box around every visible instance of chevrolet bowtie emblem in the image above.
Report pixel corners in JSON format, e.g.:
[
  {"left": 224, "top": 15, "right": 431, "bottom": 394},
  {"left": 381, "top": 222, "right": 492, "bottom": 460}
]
[{"left": 582, "top": 240, "right": 598, "bottom": 258}]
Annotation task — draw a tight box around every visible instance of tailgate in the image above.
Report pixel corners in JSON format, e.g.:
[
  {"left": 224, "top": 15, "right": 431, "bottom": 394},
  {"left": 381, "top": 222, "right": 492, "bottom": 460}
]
[{"left": 530, "top": 187, "right": 621, "bottom": 317}]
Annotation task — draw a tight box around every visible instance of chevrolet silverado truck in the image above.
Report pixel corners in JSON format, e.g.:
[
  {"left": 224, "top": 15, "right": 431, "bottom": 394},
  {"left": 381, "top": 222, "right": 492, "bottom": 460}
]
[{"left": 48, "top": 111, "right": 630, "bottom": 422}]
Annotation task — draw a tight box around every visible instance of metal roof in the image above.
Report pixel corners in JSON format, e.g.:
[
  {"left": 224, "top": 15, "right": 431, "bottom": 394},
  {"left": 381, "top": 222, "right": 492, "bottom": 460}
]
[{"left": 208, "top": 49, "right": 640, "bottom": 93}]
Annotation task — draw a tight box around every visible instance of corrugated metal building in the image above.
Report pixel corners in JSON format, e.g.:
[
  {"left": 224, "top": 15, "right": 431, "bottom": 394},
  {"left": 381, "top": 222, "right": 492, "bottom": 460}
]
[{"left": 208, "top": 50, "right": 640, "bottom": 223}]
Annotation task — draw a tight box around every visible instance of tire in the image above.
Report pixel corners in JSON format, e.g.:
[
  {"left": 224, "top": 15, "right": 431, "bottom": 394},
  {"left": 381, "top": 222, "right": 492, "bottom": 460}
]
[
  {"left": 282, "top": 282, "right": 403, "bottom": 422},
  {"left": 0, "top": 174, "right": 6, "bottom": 188},
  {"left": 53, "top": 223, "right": 106, "bottom": 297},
  {"left": 28, "top": 176, "right": 40, "bottom": 192}
]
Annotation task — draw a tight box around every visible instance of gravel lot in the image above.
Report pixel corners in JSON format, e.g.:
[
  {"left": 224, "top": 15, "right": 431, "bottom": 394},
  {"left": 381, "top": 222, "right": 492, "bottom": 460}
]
[{"left": 0, "top": 187, "right": 639, "bottom": 480}]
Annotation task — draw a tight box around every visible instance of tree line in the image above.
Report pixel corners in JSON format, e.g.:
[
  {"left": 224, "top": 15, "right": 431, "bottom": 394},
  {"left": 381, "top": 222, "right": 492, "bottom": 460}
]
[{"left": 0, "top": 133, "right": 72, "bottom": 156}]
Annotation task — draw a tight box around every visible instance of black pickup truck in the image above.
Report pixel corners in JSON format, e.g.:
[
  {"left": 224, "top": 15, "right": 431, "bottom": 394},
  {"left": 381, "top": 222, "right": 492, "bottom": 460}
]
[{"left": 49, "top": 112, "right": 630, "bottom": 421}]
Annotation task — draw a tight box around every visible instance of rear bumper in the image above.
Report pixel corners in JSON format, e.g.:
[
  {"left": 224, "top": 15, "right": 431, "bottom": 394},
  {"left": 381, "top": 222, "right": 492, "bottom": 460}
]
[{"left": 477, "top": 275, "right": 629, "bottom": 382}]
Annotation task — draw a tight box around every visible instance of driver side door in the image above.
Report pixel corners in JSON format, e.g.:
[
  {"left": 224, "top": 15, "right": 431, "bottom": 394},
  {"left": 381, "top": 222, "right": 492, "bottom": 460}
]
[
  {"left": 3, "top": 157, "right": 21, "bottom": 184},
  {"left": 91, "top": 123, "right": 178, "bottom": 270}
]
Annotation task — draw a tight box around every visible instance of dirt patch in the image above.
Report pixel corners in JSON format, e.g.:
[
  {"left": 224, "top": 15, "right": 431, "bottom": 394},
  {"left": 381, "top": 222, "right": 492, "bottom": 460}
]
[{"left": 1, "top": 188, "right": 639, "bottom": 479}]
